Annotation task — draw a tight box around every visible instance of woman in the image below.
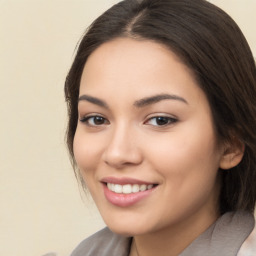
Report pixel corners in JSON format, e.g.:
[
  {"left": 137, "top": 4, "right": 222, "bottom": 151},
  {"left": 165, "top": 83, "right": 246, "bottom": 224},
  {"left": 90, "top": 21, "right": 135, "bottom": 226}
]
[{"left": 65, "top": 0, "right": 256, "bottom": 255}]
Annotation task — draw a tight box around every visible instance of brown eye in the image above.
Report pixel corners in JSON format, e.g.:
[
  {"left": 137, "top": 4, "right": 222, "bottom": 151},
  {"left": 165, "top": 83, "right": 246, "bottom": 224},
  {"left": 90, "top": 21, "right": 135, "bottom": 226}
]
[
  {"left": 155, "top": 117, "right": 170, "bottom": 126},
  {"left": 92, "top": 116, "right": 106, "bottom": 125},
  {"left": 80, "top": 115, "right": 109, "bottom": 126},
  {"left": 145, "top": 116, "right": 177, "bottom": 126}
]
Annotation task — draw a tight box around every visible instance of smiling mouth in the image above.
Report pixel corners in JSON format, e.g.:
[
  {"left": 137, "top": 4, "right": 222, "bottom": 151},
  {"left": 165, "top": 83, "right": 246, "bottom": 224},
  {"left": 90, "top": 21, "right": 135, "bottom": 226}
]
[
  {"left": 106, "top": 183, "right": 157, "bottom": 194},
  {"left": 102, "top": 179, "right": 158, "bottom": 207}
]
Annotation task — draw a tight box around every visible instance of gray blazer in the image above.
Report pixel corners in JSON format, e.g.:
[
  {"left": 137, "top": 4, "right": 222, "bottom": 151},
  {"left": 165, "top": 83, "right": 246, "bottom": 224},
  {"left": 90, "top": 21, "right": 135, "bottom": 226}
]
[{"left": 71, "top": 211, "right": 254, "bottom": 256}]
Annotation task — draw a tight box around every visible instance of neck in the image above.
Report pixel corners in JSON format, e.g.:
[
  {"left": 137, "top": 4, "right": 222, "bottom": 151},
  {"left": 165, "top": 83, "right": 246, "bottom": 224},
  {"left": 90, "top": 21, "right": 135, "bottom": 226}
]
[{"left": 129, "top": 208, "right": 219, "bottom": 256}]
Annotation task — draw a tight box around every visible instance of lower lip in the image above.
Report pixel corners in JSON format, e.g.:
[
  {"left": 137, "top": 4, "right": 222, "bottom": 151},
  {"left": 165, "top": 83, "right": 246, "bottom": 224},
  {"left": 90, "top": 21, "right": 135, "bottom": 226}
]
[{"left": 102, "top": 184, "right": 156, "bottom": 207}]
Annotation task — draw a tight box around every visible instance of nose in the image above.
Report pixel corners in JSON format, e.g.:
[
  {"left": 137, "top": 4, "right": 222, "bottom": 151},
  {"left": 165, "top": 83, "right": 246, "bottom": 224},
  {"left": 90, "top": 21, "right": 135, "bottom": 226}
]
[{"left": 102, "top": 124, "right": 143, "bottom": 169}]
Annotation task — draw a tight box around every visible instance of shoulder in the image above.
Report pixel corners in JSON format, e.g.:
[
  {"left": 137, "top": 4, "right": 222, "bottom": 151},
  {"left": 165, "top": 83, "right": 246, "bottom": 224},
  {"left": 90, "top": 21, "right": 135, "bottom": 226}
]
[
  {"left": 70, "top": 227, "right": 131, "bottom": 256},
  {"left": 238, "top": 222, "right": 256, "bottom": 256}
]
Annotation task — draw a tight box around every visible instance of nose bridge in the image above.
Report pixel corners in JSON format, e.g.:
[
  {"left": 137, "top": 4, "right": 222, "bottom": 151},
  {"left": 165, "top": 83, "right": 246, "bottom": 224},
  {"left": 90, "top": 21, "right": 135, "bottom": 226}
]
[{"left": 103, "top": 121, "right": 142, "bottom": 168}]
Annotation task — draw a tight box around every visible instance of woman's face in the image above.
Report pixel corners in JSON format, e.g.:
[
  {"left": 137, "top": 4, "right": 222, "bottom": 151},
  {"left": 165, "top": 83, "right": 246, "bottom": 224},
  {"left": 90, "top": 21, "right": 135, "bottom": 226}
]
[{"left": 74, "top": 38, "right": 225, "bottom": 236}]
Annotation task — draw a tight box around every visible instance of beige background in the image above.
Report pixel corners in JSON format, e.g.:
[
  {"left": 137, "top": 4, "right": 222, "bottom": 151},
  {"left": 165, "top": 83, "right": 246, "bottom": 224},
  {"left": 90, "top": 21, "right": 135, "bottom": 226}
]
[{"left": 0, "top": 1, "right": 255, "bottom": 256}]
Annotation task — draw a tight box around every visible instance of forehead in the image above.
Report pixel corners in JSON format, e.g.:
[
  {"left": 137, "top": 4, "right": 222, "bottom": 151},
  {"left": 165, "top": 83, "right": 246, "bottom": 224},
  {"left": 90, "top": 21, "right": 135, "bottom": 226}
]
[
  {"left": 80, "top": 37, "right": 205, "bottom": 106},
  {"left": 83, "top": 38, "right": 189, "bottom": 73}
]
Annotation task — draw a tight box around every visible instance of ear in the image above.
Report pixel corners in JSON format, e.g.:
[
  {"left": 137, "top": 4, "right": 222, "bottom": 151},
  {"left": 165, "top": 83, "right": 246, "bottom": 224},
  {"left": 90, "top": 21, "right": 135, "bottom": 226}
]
[{"left": 219, "top": 137, "right": 245, "bottom": 170}]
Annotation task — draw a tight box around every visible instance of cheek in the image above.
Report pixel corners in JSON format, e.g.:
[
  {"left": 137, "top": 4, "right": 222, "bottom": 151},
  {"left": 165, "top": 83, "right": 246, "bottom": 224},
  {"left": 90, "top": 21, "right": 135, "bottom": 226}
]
[
  {"left": 145, "top": 124, "right": 221, "bottom": 184},
  {"left": 73, "top": 129, "right": 103, "bottom": 174},
  {"left": 146, "top": 130, "right": 221, "bottom": 217},
  {"left": 73, "top": 131, "right": 103, "bottom": 197}
]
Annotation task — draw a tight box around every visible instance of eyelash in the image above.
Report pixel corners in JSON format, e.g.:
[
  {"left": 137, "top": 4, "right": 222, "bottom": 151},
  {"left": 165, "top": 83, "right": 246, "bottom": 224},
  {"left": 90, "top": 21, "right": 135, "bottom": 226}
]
[
  {"left": 144, "top": 116, "right": 177, "bottom": 127},
  {"left": 79, "top": 114, "right": 177, "bottom": 127},
  {"left": 79, "top": 115, "right": 109, "bottom": 126}
]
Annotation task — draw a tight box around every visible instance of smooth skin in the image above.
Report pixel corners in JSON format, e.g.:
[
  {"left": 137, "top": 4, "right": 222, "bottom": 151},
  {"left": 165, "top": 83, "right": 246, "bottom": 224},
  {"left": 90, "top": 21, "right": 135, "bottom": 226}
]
[{"left": 73, "top": 38, "right": 244, "bottom": 256}]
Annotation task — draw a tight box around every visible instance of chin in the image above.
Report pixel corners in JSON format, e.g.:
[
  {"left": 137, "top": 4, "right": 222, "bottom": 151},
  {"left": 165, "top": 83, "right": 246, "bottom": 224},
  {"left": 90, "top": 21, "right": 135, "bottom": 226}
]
[{"left": 104, "top": 218, "right": 150, "bottom": 237}]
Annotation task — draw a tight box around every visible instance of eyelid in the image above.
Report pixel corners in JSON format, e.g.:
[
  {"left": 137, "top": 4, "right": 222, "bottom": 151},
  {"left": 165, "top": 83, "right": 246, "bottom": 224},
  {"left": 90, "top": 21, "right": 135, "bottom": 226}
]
[
  {"left": 79, "top": 114, "right": 110, "bottom": 126},
  {"left": 144, "top": 114, "right": 178, "bottom": 126}
]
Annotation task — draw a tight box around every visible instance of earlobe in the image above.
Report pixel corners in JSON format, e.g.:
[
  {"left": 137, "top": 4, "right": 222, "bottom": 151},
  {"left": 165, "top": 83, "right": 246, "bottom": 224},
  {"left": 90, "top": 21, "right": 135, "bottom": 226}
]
[{"left": 219, "top": 139, "right": 245, "bottom": 170}]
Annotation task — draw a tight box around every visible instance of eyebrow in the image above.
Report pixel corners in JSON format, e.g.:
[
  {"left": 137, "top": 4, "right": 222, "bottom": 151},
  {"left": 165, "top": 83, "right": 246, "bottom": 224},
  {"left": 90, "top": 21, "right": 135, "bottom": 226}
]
[
  {"left": 78, "top": 93, "right": 188, "bottom": 108},
  {"left": 134, "top": 93, "right": 188, "bottom": 107},
  {"left": 78, "top": 94, "right": 109, "bottom": 109}
]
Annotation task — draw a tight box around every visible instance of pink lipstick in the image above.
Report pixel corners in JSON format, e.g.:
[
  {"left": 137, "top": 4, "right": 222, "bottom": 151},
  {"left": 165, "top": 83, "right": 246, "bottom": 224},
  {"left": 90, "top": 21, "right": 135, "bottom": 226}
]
[{"left": 101, "top": 177, "right": 157, "bottom": 207}]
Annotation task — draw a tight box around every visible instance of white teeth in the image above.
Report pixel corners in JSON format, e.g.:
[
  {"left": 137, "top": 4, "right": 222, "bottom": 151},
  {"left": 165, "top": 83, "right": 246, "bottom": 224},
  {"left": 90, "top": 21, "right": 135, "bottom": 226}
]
[
  {"left": 147, "top": 184, "right": 153, "bottom": 190},
  {"left": 123, "top": 184, "right": 132, "bottom": 194},
  {"left": 114, "top": 184, "right": 123, "bottom": 193},
  {"left": 107, "top": 183, "right": 155, "bottom": 194},
  {"left": 132, "top": 184, "right": 140, "bottom": 193},
  {"left": 140, "top": 184, "right": 147, "bottom": 191}
]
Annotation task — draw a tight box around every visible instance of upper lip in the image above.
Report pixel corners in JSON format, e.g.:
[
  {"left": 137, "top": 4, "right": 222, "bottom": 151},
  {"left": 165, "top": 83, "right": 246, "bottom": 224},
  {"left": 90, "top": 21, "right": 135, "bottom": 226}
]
[{"left": 101, "top": 176, "right": 157, "bottom": 185}]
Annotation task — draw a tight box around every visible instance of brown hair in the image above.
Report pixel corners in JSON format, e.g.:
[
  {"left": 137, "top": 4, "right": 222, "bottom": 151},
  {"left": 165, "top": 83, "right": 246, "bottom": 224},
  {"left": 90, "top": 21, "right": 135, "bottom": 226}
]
[{"left": 65, "top": 0, "right": 256, "bottom": 213}]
